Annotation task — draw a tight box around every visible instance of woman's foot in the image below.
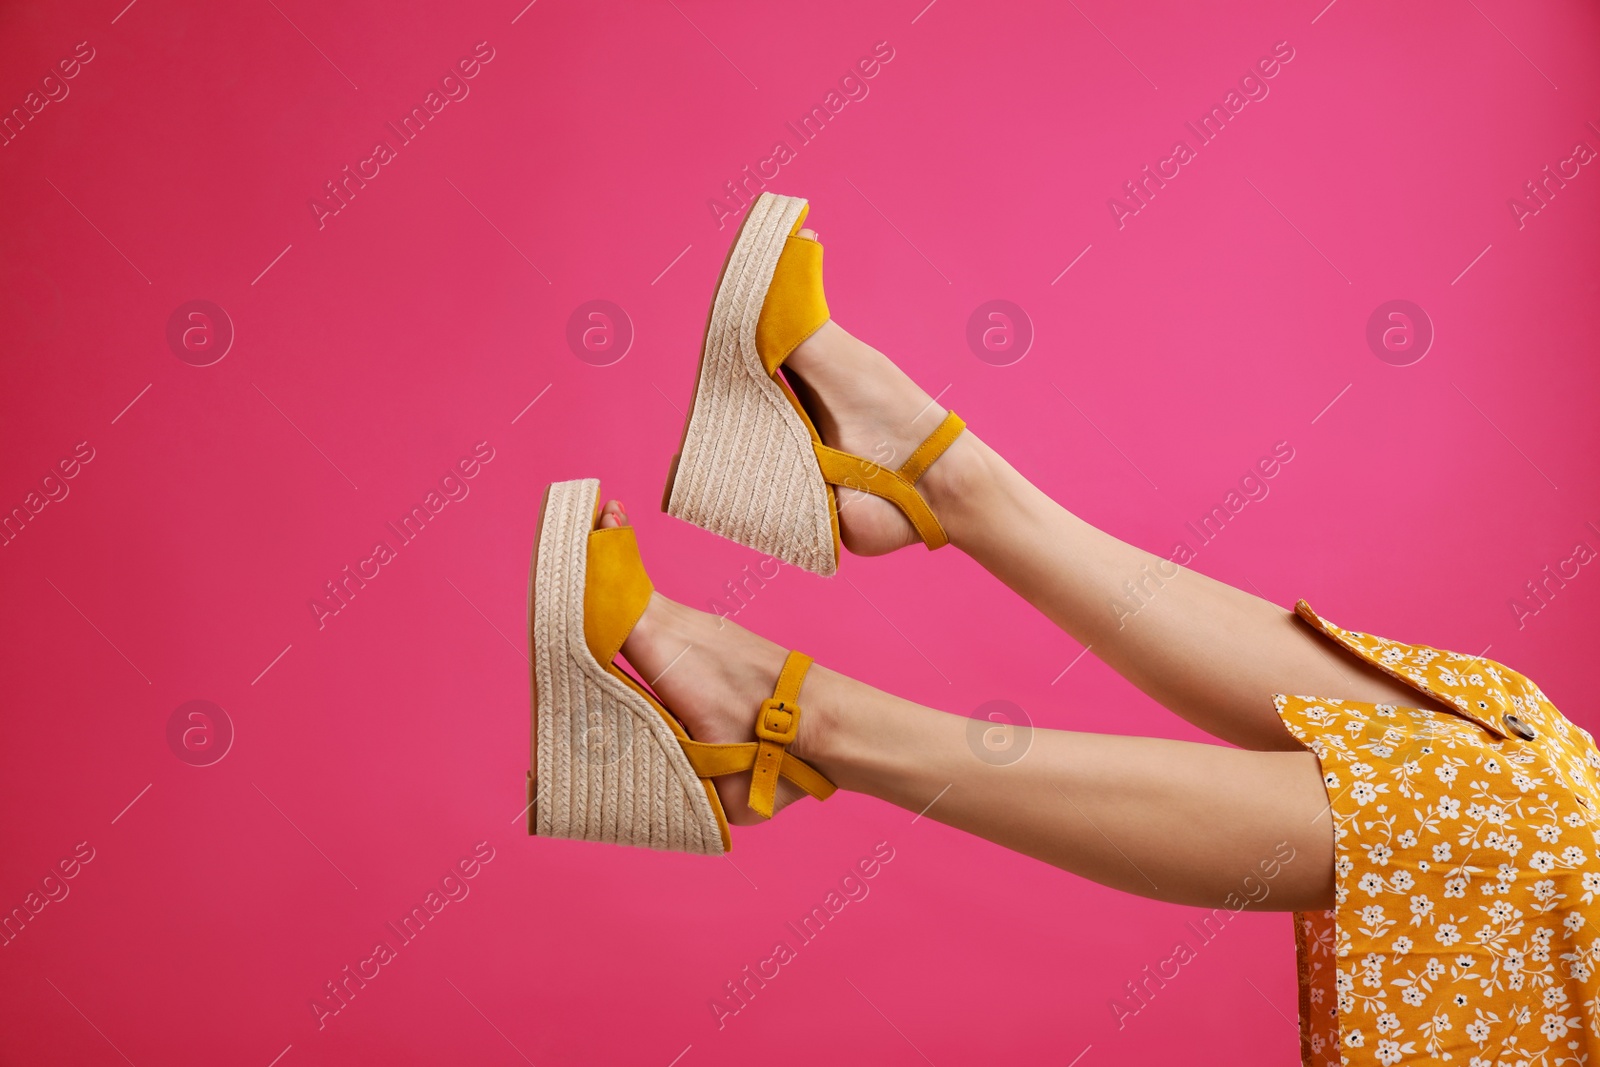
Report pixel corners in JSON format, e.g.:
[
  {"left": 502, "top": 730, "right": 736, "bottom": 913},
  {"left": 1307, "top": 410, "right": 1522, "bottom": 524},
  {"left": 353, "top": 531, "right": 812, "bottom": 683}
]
[
  {"left": 781, "top": 228, "right": 973, "bottom": 556},
  {"left": 598, "top": 500, "right": 827, "bottom": 824}
]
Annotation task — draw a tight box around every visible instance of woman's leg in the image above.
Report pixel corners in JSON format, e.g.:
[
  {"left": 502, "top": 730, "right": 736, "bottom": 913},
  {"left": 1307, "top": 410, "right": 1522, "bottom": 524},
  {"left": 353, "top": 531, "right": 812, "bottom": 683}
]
[
  {"left": 796, "top": 658, "right": 1334, "bottom": 911},
  {"left": 600, "top": 524, "right": 1334, "bottom": 911},
  {"left": 784, "top": 312, "right": 1437, "bottom": 752}
]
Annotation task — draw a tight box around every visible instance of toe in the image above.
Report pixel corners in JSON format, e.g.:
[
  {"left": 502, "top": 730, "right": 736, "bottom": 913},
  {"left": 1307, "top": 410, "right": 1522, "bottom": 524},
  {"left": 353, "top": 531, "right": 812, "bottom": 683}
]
[
  {"left": 797, "top": 227, "right": 820, "bottom": 243},
  {"left": 597, "top": 499, "right": 629, "bottom": 529}
]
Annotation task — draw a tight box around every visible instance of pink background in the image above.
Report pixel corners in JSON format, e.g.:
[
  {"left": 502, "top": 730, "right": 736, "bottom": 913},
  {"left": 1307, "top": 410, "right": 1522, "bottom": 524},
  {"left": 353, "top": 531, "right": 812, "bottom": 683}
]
[{"left": 3, "top": 0, "right": 1599, "bottom": 1063}]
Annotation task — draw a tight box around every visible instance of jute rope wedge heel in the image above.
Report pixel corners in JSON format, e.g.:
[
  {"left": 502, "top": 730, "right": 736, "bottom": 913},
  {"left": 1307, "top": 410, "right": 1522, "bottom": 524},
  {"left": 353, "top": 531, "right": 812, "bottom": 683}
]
[
  {"left": 528, "top": 478, "right": 836, "bottom": 854},
  {"left": 663, "top": 191, "right": 967, "bottom": 576}
]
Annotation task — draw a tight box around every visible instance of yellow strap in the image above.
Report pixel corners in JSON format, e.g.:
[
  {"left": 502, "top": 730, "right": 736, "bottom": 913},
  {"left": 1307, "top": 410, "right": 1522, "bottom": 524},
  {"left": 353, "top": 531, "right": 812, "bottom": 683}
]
[
  {"left": 775, "top": 753, "right": 836, "bottom": 801},
  {"left": 755, "top": 209, "right": 830, "bottom": 374},
  {"left": 898, "top": 411, "right": 966, "bottom": 484},
  {"left": 583, "top": 526, "right": 653, "bottom": 668},
  {"left": 812, "top": 411, "right": 966, "bottom": 551},
  {"left": 672, "top": 650, "right": 838, "bottom": 817},
  {"left": 747, "top": 651, "right": 811, "bottom": 818},
  {"left": 678, "top": 740, "right": 838, "bottom": 802}
]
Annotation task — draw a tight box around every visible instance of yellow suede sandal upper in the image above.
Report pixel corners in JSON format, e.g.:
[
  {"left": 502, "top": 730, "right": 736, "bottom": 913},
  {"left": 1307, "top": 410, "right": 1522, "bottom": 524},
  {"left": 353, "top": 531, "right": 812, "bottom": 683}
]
[
  {"left": 755, "top": 209, "right": 830, "bottom": 375},
  {"left": 581, "top": 514, "right": 836, "bottom": 839},
  {"left": 753, "top": 212, "right": 966, "bottom": 555}
]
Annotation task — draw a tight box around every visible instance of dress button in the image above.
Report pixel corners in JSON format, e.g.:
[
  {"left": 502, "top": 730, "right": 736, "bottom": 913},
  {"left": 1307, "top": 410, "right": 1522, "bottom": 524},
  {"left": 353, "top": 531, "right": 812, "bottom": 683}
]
[{"left": 1503, "top": 713, "right": 1536, "bottom": 741}]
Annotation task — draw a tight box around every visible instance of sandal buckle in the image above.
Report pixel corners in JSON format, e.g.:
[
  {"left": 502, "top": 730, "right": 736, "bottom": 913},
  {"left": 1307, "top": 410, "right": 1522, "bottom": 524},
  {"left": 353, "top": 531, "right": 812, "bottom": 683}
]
[{"left": 755, "top": 699, "right": 799, "bottom": 745}]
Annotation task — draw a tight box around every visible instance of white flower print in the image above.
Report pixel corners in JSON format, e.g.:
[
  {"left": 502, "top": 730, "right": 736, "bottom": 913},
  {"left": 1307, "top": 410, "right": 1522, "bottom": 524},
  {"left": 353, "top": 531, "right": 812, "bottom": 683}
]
[
  {"left": 1273, "top": 608, "right": 1600, "bottom": 1067},
  {"left": 1375, "top": 1038, "right": 1413, "bottom": 1065}
]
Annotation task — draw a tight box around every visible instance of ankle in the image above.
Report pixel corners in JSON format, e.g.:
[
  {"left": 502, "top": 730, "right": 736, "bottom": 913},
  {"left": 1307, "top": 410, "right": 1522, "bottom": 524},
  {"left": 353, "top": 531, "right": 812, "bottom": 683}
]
[
  {"left": 917, "top": 431, "right": 999, "bottom": 552},
  {"left": 790, "top": 664, "right": 943, "bottom": 800},
  {"left": 790, "top": 664, "right": 852, "bottom": 778}
]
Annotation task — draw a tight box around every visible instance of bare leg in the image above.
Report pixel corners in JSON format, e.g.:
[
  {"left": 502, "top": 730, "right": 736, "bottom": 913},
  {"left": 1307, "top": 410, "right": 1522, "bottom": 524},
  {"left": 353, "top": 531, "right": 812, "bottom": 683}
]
[
  {"left": 602, "top": 535, "right": 1334, "bottom": 911},
  {"left": 784, "top": 315, "right": 1440, "bottom": 752},
  {"left": 797, "top": 659, "right": 1334, "bottom": 911}
]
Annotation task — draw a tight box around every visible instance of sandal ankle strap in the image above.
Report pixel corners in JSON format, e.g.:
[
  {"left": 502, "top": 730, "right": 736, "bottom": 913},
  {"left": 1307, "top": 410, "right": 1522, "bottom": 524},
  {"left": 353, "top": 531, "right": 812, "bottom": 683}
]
[
  {"left": 748, "top": 651, "right": 812, "bottom": 818},
  {"left": 813, "top": 411, "right": 966, "bottom": 550},
  {"left": 674, "top": 649, "right": 837, "bottom": 819}
]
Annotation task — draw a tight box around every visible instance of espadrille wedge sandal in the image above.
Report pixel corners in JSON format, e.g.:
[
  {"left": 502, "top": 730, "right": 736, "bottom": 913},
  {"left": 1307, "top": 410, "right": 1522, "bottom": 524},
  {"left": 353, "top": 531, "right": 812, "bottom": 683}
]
[
  {"left": 662, "top": 191, "right": 967, "bottom": 577},
  {"left": 528, "top": 478, "right": 836, "bottom": 854}
]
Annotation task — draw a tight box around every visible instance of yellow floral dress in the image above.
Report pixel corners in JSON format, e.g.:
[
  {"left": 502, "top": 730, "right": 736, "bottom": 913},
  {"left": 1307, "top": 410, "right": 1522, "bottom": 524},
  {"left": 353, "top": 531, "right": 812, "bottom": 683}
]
[{"left": 1278, "top": 601, "right": 1600, "bottom": 1066}]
